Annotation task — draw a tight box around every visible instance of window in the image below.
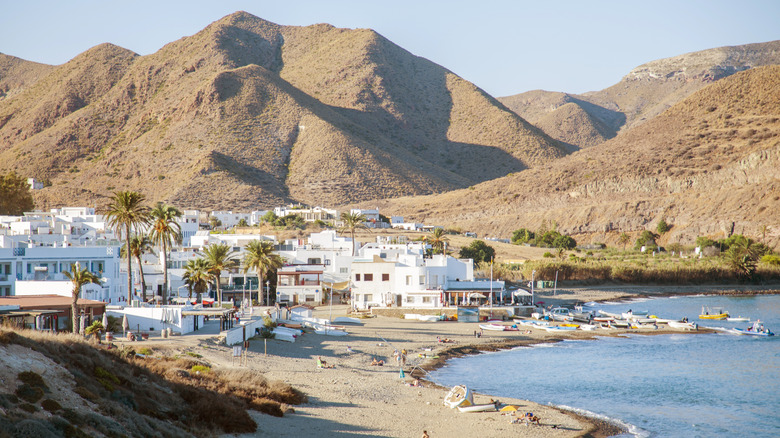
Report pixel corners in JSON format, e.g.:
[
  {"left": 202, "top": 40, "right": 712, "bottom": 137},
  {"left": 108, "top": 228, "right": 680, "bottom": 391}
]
[
  {"left": 382, "top": 273, "right": 389, "bottom": 281},
  {"left": 307, "top": 258, "right": 322, "bottom": 265},
  {"left": 364, "top": 273, "right": 374, "bottom": 281},
  {"left": 405, "top": 296, "right": 415, "bottom": 303},
  {"left": 364, "top": 294, "right": 373, "bottom": 302},
  {"left": 422, "top": 296, "right": 432, "bottom": 304},
  {"left": 340, "top": 267, "right": 349, "bottom": 274},
  {"left": 305, "top": 295, "right": 315, "bottom": 302},
  {"left": 355, "top": 273, "right": 361, "bottom": 281},
  {"left": 406, "top": 275, "right": 412, "bottom": 286},
  {"left": 419, "top": 275, "right": 425, "bottom": 285}
]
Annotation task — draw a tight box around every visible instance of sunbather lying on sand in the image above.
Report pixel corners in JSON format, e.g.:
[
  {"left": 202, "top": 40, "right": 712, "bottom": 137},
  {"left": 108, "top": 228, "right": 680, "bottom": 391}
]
[
  {"left": 370, "top": 357, "right": 384, "bottom": 366},
  {"left": 317, "top": 356, "right": 334, "bottom": 369},
  {"left": 437, "top": 336, "right": 455, "bottom": 343}
]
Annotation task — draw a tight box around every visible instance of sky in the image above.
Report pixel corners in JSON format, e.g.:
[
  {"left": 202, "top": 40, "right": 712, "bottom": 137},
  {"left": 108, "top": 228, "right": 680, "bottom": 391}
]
[{"left": 1, "top": 1, "right": 778, "bottom": 97}]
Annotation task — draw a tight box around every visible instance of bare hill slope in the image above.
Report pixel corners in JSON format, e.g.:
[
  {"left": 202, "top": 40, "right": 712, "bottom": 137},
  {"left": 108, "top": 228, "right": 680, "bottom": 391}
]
[
  {"left": 0, "top": 11, "right": 566, "bottom": 210},
  {"left": 371, "top": 66, "right": 780, "bottom": 247},
  {"left": 500, "top": 40, "right": 780, "bottom": 149}
]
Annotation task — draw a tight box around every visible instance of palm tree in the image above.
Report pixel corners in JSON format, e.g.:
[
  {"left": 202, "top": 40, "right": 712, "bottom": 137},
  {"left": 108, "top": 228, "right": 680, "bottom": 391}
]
[
  {"left": 201, "top": 243, "right": 237, "bottom": 306},
  {"left": 424, "top": 228, "right": 449, "bottom": 255},
  {"left": 619, "top": 232, "right": 630, "bottom": 251},
  {"left": 122, "top": 234, "right": 153, "bottom": 302},
  {"left": 182, "top": 258, "right": 212, "bottom": 301},
  {"left": 243, "top": 240, "right": 285, "bottom": 305},
  {"left": 104, "top": 191, "right": 151, "bottom": 303},
  {"left": 63, "top": 262, "right": 102, "bottom": 333},
  {"left": 149, "top": 202, "right": 182, "bottom": 305},
  {"left": 339, "top": 211, "right": 368, "bottom": 256}
]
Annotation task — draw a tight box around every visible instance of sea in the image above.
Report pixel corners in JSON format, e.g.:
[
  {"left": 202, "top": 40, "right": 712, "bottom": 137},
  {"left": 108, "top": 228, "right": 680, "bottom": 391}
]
[{"left": 429, "top": 294, "right": 780, "bottom": 437}]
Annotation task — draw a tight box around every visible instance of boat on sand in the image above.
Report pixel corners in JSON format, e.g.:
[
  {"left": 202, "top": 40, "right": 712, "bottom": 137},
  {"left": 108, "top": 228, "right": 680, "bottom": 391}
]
[
  {"left": 444, "top": 385, "right": 473, "bottom": 408},
  {"left": 458, "top": 402, "right": 499, "bottom": 413}
]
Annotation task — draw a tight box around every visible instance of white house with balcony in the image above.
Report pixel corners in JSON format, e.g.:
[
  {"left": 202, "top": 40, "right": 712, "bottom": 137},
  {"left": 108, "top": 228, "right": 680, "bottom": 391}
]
[
  {"left": 274, "top": 205, "right": 338, "bottom": 223},
  {"left": 0, "top": 245, "right": 124, "bottom": 303},
  {"left": 349, "top": 248, "right": 504, "bottom": 310}
]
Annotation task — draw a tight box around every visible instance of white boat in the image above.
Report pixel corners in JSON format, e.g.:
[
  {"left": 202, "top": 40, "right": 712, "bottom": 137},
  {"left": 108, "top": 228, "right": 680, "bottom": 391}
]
[
  {"left": 271, "top": 328, "right": 297, "bottom": 342},
  {"left": 734, "top": 321, "right": 774, "bottom": 336},
  {"left": 479, "top": 323, "right": 509, "bottom": 331},
  {"left": 668, "top": 321, "right": 698, "bottom": 330},
  {"left": 548, "top": 307, "right": 574, "bottom": 322},
  {"left": 333, "top": 317, "right": 363, "bottom": 325},
  {"left": 315, "top": 328, "right": 348, "bottom": 336},
  {"left": 443, "top": 385, "right": 473, "bottom": 408},
  {"left": 621, "top": 310, "right": 649, "bottom": 320},
  {"left": 418, "top": 315, "right": 442, "bottom": 322},
  {"left": 598, "top": 310, "right": 621, "bottom": 319},
  {"left": 543, "top": 325, "right": 577, "bottom": 332},
  {"left": 579, "top": 324, "right": 599, "bottom": 331},
  {"left": 457, "top": 402, "right": 498, "bottom": 413},
  {"left": 727, "top": 316, "right": 750, "bottom": 322}
]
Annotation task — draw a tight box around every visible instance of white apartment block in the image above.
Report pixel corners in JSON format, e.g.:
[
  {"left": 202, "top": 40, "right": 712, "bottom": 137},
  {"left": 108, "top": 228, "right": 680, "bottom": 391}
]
[
  {"left": 0, "top": 245, "right": 124, "bottom": 302},
  {"left": 209, "top": 211, "right": 252, "bottom": 229},
  {"left": 274, "top": 205, "right": 338, "bottom": 222}
]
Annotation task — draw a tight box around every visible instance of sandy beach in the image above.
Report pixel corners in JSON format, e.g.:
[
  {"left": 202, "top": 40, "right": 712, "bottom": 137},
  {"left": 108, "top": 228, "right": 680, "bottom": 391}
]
[{"left": 135, "top": 285, "right": 778, "bottom": 438}]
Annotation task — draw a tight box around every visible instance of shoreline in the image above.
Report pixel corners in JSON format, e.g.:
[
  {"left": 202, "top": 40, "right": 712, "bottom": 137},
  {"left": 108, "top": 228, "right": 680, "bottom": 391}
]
[{"left": 143, "top": 285, "right": 777, "bottom": 437}]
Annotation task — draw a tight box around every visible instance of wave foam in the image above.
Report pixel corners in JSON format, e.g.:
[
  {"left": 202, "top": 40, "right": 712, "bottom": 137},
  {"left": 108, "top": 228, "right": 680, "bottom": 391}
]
[{"left": 551, "top": 403, "right": 650, "bottom": 438}]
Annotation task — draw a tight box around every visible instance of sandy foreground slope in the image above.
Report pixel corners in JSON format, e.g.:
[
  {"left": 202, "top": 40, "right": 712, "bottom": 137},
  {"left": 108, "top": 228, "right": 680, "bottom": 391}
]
[{"left": 135, "top": 285, "right": 776, "bottom": 438}]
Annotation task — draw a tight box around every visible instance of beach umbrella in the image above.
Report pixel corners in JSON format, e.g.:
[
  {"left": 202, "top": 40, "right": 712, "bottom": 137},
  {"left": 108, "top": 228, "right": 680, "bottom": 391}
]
[
  {"left": 122, "top": 314, "right": 129, "bottom": 335},
  {"left": 102, "top": 313, "right": 108, "bottom": 329},
  {"left": 79, "top": 314, "right": 86, "bottom": 335}
]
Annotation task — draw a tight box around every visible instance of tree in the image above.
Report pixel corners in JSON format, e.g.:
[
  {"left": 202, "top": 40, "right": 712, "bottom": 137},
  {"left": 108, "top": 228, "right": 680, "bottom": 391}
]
[
  {"left": 209, "top": 216, "right": 222, "bottom": 229},
  {"left": 0, "top": 171, "right": 34, "bottom": 215},
  {"left": 618, "top": 233, "right": 630, "bottom": 251},
  {"left": 458, "top": 240, "right": 495, "bottom": 264},
  {"left": 85, "top": 321, "right": 105, "bottom": 343},
  {"left": 237, "top": 218, "right": 248, "bottom": 227},
  {"left": 149, "top": 202, "right": 182, "bottom": 304},
  {"left": 553, "top": 234, "right": 577, "bottom": 250},
  {"left": 243, "top": 240, "right": 284, "bottom": 305},
  {"left": 122, "top": 235, "right": 153, "bottom": 302},
  {"left": 424, "top": 228, "right": 449, "bottom": 255},
  {"left": 657, "top": 219, "right": 670, "bottom": 234},
  {"left": 724, "top": 239, "right": 760, "bottom": 279},
  {"left": 261, "top": 211, "right": 278, "bottom": 223},
  {"left": 339, "top": 211, "right": 368, "bottom": 256},
  {"left": 511, "top": 228, "right": 535, "bottom": 245},
  {"left": 201, "top": 243, "right": 237, "bottom": 306},
  {"left": 182, "top": 258, "right": 212, "bottom": 301},
  {"left": 634, "top": 230, "right": 659, "bottom": 251},
  {"left": 63, "top": 262, "right": 102, "bottom": 333},
  {"left": 104, "top": 191, "right": 151, "bottom": 303}
]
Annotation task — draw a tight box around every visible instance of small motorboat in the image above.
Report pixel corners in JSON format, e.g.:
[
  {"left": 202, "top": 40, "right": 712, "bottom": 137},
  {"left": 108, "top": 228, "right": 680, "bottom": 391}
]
[
  {"left": 699, "top": 306, "right": 729, "bottom": 320},
  {"left": 543, "top": 325, "right": 577, "bottom": 332},
  {"left": 314, "top": 327, "right": 348, "bottom": 336},
  {"left": 727, "top": 316, "right": 750, "bottom": 322},
  {"left": 479, "top": 323, "right": 510, "bottom": 331},
  {"left": 444, "top": 385, "right": 473, "bottom": 408},
  {"left": 333, "top": 317, "right": 363, "bottom": 325},
  {"left": 621, "top": 310, "right": 649, "bottom": 320},
  {"left": 668, "top": 321, "right": 698, "bottom": 330},
  {"left": 734, "top": 321, "right": 774, "bottom": 336},
  {"left": 457, "top": 401, "right": 499, "bottom": 413},
  {"left": 579, "top": 324, "right": 598, "bottom": 331}
]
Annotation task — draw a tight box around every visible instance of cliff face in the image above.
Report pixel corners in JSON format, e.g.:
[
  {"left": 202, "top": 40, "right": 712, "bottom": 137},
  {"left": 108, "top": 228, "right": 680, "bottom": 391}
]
[
  {"left": 373, "top": 66, "right": 780, "bottom": 247},
  {"left": 0, "top": 11, "right": 565, "bottom": 211}
]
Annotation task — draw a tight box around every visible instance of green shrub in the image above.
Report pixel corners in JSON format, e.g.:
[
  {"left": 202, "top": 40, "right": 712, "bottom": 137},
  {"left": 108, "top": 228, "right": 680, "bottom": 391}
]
[
  {"left": 657, "top": 219, "right": 670, "bottom": 234},
  {"left": 185, "top": 352, "right": 202, "bottom": 358},
  {"left": 15, "top": 384, "right": 44, "bottom": 403},
  {"left": 543, "top": 252, "right": 554, "bottom": 258},
  {"left": 761, "top": 254, "right": 780, "bottom": 266},
  {"left": 191, "top": 365, "right": 211, "bottom": 374},
  {"left": 138, "top": 348, "right": 153, "bottom": 356},
  {"left": 41, "top": 398, "right": 62, "bottom": 413},
  {"left": 94, "top": 366, "right": 120, "bottom": 392}
]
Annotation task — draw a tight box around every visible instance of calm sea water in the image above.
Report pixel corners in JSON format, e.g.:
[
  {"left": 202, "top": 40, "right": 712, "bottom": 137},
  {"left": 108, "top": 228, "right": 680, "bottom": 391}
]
[{"left": 429, "top": 294, "right": 780, "bottom": 437}]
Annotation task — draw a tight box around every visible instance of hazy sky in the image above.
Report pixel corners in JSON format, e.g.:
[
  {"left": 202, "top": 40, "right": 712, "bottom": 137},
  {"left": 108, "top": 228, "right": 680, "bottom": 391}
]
[{"left": 1, "top": 1, "right": 778, "bottom": 96}]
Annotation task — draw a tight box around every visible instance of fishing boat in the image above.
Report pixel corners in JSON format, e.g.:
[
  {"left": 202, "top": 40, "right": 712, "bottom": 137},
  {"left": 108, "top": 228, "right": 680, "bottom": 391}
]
[
  {"left": 333, "top": 317, "right": 363, "bottom": 325},
  {"left": 727, "top": 316, "right": 750, "bottom": 322},
  {"left": 734, "top": 321, "right": 774, "bottom": 336},
  {"left": 699, "top": 306, "right": 729, "bottom": 320},
  {"left": 621, "top": 310, "right": 649, "bottom": 320},
  {"left": 668, "top": 321, "right": 698, "bottom": 330},
  {"left": 597, "top": 310, "right": 621, "bottom": 319},
  {"left": 479, "top": 323, "right": 510, "bottom": 331},
  {"left": 543, "top": 325, "right": 577, "bottom": 332},
  {"left": 516, "top": 320, "right": 550, "bottom": 328},
  {"left": 458, "top": 402, "right": 499, "bottom": 413},
  {"left": 593, "top": 316, "right": 615, "bottom": 323},
  {"left": 444, "top": 385, "right": 473, "bottom": 408},
  {"left": 548, "top": 307, "right": 574, "bottom": 322},
  {"left": 579, "top": 324, "right": 598, "bottom": 331}
]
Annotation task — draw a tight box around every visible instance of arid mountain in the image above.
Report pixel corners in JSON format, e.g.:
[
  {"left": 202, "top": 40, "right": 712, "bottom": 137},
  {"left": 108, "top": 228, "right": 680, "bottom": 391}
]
[
  {"left": 500, "top": 40, "right": 780, "bottom": 149},
  {"left": 0, "top": 12, "right": 566, "bottom": 210},
  {"left": 370, "top": 66, "right": 780, "bottom": 247},
  {"left": 0, "top": 53, "right": 55, "bottom": 102}
]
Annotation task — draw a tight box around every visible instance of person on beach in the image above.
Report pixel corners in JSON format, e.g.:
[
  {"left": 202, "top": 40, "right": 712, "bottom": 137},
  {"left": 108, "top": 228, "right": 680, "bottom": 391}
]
[
  {"left": 401, "top": 349, "right": 407, "bottom": 365},
  {"left": 317, "top": 356, "right": 333, "bottom": 369},
  {"left": 421, "top": 431, "right": 429, "bottom": 438},
  {"left": 370, "top": 357, "right": 384, "bottom": 366}
]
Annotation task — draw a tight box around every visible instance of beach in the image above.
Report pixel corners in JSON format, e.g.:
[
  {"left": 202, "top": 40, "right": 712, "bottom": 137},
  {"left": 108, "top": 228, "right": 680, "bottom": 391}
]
[{"left": 137, "top": 285, "right": 777, "bottom": 438}]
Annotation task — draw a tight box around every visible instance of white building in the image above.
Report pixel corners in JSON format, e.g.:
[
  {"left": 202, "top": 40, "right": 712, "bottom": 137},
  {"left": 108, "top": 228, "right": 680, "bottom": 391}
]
[
  {"left": 209, "top": 211, "right": 252, "bottom": 229},
  {"left": 0, "top": 245, "right": 124, "bottom": 302},
  {"left": 350, "top": 247, "right": 504, "bottom": 310},
  {"left": 274, "top": 205, "right": 338, "bottom": 222}
]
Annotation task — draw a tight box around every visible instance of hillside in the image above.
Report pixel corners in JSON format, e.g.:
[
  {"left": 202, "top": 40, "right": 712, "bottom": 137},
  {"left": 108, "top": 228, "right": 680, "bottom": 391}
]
[
  {"left": 369, "top": 66, "right": 780, "bottom": 247},
  {"left": 500, "top": 40, "right": 780, "bottom": 149},
  {"left": 0, "top": 53, "right": 55, "bottom": 102},
  {"left": 0, "top": 11, "right": 566, "bottom": 210}
]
